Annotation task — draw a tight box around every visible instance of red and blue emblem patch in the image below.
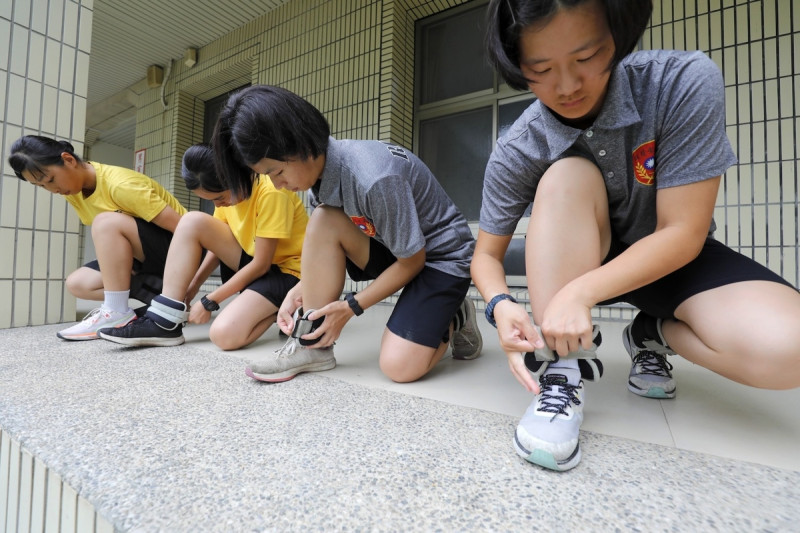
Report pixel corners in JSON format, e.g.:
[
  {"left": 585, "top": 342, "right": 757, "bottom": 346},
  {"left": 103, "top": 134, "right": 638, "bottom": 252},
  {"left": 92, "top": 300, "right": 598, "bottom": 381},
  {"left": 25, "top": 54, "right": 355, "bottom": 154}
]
[
  {"left": 632, "top": 140, "right": 656, "bottom": 186},
  {"left": 351, "top": 215, "right": 376, "bottom": 237}
]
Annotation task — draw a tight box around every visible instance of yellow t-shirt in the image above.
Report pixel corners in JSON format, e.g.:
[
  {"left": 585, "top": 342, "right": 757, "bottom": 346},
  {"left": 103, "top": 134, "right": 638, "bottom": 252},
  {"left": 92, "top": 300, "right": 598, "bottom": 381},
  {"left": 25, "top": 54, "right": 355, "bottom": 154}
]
[
  {"left": 213, "top": 176, "right": 307, "bottom": 278},
  {"left": 65, "top": 162, "right": 187, "bottom": 225}
]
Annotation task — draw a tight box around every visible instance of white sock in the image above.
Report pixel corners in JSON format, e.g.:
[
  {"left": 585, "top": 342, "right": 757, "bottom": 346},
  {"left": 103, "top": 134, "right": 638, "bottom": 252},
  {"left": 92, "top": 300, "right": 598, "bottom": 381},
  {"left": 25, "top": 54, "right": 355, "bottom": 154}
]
[{"left": 103, "top": 290, "right": 130, "bottom": 314}]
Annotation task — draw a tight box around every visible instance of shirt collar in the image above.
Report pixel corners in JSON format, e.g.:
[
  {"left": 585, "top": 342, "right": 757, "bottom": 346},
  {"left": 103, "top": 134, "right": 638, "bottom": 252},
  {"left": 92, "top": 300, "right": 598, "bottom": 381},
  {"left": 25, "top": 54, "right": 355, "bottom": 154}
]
[{"left": 540, "top": 62, "right": 642, "bottom": 157}]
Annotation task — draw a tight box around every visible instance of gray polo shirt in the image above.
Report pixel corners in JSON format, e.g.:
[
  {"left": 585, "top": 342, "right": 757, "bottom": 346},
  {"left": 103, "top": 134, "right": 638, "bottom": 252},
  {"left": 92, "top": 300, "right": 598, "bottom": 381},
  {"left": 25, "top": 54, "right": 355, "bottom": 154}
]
[
  {"left": 481, "top": 50, "right": 737, "bottom": 245},
  {"left": 312, "top": 138, "right": 474, "bottom": 278}
]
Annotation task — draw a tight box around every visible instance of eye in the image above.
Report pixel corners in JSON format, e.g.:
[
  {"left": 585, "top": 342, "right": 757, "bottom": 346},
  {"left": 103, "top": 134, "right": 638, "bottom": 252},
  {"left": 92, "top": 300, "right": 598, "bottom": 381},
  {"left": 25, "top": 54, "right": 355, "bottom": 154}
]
[{"left": 577, "top": 50, "right": 600, "bottom": 63}]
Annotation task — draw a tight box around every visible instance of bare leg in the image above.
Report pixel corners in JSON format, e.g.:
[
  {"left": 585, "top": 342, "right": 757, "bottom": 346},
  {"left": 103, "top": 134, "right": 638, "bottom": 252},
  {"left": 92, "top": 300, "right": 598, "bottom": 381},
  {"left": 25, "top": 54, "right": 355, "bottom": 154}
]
[
  {"left": 379, "top": 326, "right": 452, "bottom": 383},
  {"left": 209, "top": 289, "right": 279, "bottom": 350},
  {"left": 90, "top": 212, "right": 143, "bottom": 292},
  {"left": 65, "top": 266, "right": 105, "bottom": 301}
]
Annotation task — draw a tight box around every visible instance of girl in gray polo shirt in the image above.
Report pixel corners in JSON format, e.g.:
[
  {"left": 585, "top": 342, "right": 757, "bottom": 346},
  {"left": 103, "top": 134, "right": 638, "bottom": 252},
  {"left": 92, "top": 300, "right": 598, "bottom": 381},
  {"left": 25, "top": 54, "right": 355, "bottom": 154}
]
[{"left": 474, "top": 0, "right": 800, "bottom": 471}]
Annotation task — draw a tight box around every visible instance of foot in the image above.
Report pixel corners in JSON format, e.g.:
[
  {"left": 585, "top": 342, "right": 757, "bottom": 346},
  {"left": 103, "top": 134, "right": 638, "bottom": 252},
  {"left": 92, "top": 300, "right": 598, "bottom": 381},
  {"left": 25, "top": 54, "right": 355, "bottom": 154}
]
[
  {"left": 57, "top": 307, "right": 136, "bottom": 341},
  {"left": 514, "top": 368, "right": 584, "bottom": 471},
  {"left": 451, "top": 297, "right": 483, "bottom": 360},
  {"left": 98, "top": 315, "right": 184, "bottom": 347},
  {"left": 246, "top": 308, "right": 336, "bottom": 382},
  {"left": 623, "top": 318, "right": 676, "bottom": 399}
]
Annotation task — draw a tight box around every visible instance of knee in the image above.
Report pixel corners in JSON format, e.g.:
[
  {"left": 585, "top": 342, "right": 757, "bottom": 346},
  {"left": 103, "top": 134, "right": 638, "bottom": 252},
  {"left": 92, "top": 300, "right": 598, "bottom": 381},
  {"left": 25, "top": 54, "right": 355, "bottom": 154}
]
[
  {"left": 209, "top": 321, "right": 245, "bottom": 351},
  {"left": 175, "top": 211, "right": 210, "bottom": 237},
  {"left": 307, "top": 205, "right": 351, "bottom": 238},
  {"left": 537, "top": 157, "right": 604, "bottom": 200},
  {"left": 90, "top": 211, "right": 130, "bottom": 238},
  {"left": 379, "top": 350, "right": 428, "bottom": 383}
]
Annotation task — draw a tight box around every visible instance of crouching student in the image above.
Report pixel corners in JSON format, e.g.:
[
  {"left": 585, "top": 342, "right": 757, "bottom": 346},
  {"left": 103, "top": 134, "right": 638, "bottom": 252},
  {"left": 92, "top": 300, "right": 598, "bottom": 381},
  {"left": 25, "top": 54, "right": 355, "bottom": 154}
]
[
  {"left": 8, "top": 135, "right": 186, "bottom": 340},
  {"left": 212, "top": 85, "right": 482, "bottom": 383},
  {"left": 98, "top": 143, "right": 307, "bottom": 349}
]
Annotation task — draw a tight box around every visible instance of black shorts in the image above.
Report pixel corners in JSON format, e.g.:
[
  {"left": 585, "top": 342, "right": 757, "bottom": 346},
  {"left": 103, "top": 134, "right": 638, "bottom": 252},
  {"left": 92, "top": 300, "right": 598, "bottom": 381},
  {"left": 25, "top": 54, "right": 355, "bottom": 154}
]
[
  {"left": 84, "top": 218, "right": 173, "bottom": 276},
  {"left": 220, "top": 250, "right": 300, "bottom": 308},
  {"left": 346, "top": 239, "right": 471, "bottom": 348},
  {"left": 599, "top": 237, "right": 796, "bottom": 319}
]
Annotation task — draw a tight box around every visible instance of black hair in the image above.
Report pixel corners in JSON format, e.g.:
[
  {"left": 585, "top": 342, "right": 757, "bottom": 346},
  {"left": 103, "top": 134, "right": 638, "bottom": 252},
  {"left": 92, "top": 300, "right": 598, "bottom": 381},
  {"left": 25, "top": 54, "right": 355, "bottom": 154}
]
[
  {"left": 485, "top": 0, "right": 653, "bottom": 91},
  {"left": 7, "top": 135, "right": 83, "bottom": 181},
  {"left": 211, "top": 84, "right": 330, "bottom": 200},
  {"left": 181, "top": 143, "right": 226, "bottom": 193}
]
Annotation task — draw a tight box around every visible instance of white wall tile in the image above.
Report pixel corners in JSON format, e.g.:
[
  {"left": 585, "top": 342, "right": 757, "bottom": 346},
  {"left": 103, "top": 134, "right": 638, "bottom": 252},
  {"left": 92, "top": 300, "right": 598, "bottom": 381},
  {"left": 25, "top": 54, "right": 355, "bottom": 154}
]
[
  {"left": 17, "top": 181, "right": 36, "bottom": 228},
  {"left": 57, "top": 89, "right": 73, "bottom": 137},
  {"left": 47, "top": 0, "right": 64, "bottom": 40},
  {"left": 72, "top": 95, "right": 86, "bottom": 139},
  {"left": 13, "top": 0, "right": 31, "bottom": 26},
  {"left": 63, "top": 0, "right": 78, "bottom": 47},
  {"left": 0, "top": 281, "right": 11, "bottom": 327},
  {"left": 30, "top": 0, "right": 48, "bottom": 34},
  {"left": 33, "top": 230, "right": 49, "bottom": 278},
  {"left": 60, "top": 44, "right": 76, "bottom": 91},
  {"left": 15, "top": 228, "right": 33, "bottom": 277},
  {"left": 31, "top": 279, "right": 47, "bottom": 323},
  {"left": 0, "top": 18, "right": 10, "bottom": 68},
  {"left": 47, "top": 281, "right": 65, "bottom": 322},
  {"left": 0, "top": 0, "right": 10, "bottom": 18},
  {"left": 75, "top": 50, "right": 89, "bottom": 97},
  {"left": 44, "top": 469, "right": 63, "bottom": 533},
  {"left": 29, "top": 457, "right": 48, "bottom": 533},
  {"left": 25, "top": 78, "right": 43, "bottom": 128},
  {"left": 0, "top": 229, "right": 14, "bottom": 277},
  {"left": 6, "top": 73, "right": 26, "bottom": 125},
  {"left": 0, "top": 176, "right": 19, "bottom": 227},
  {"left": 44, "top": 37, "right": 61, "bottom": 87},
  {"left": 78, "top": 6, "right": 92, "bottom": 53},
  {"left": 28, "top": 31, "right": 45, "bottom": 82},
  {"left": 12, "top": 279, "right": 30, "bottom": 326},
  {"left": 41, "top": 84, "right": 58, "bottom": 134}
]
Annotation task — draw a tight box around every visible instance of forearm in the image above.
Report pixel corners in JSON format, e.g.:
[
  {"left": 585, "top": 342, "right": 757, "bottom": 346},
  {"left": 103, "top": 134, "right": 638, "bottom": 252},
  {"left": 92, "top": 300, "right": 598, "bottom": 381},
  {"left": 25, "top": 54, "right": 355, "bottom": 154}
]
[{"left": 471, "top": 248, "right": 512, "bottom": 302}]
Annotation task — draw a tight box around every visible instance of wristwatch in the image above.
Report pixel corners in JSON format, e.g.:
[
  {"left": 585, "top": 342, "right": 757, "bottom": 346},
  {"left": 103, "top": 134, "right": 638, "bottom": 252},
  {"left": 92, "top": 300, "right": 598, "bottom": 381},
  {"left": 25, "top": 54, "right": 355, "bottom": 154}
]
[
  {"left": 485, "top": 293, "right": 517, "bottom": 328},
  {"left": 200, "top": 294, "right": 220, "bottom": 312},
  {"left": 345, "top": 292, "right": 364, "bottom": 316}
]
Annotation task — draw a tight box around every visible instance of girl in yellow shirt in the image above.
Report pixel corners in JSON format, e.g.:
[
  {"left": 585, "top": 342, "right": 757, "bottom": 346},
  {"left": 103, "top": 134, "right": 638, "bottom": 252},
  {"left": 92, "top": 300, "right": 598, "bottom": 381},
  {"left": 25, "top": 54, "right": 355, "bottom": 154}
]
[
  {"left": 98, "top": 144, "right": 308, "bottom": 350},
  {"left": 9, "top": 135, "right": 187, "bottom": 340}
]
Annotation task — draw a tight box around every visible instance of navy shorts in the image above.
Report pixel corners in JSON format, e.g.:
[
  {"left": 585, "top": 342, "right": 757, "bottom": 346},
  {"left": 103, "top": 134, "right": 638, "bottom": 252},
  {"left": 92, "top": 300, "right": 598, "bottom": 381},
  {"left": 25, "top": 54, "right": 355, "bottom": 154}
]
[
  {"left": 346, "top": 239, "right": 471, "bottom": 348},
  {"left": 220, "top": 250, "right": 300, "bottom": 308},
  {"left": 599, "top": 237, "right": 796, "bottom": 319},
  {"left": 85, "top": 218, "right": 173, "bottom": 276}
]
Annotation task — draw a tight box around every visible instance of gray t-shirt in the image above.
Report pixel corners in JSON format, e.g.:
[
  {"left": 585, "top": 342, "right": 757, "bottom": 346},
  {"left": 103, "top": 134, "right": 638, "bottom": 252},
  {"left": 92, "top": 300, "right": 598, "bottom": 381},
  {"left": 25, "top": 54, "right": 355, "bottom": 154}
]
[
  {"left": 312, "top": 138, "right": 474, "bottom": 278},
  {"left": 481, "top": 50, "right": 738, "bottom": 245}
]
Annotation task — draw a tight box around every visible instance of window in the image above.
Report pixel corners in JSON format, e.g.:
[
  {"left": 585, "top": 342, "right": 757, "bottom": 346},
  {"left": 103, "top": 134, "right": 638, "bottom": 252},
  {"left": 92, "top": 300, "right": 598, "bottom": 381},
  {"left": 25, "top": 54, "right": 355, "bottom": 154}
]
[{"left": 415, "top": 1, "right": 534, "bottom": 223}]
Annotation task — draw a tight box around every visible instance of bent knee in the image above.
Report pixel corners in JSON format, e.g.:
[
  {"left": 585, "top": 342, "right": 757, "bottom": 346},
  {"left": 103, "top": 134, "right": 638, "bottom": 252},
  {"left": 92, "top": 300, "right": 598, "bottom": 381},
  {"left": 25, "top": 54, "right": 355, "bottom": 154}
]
[
  {"left": 538, "top": 157, "right": 605, "bottom": 199},
  {"left": 379, "top": 349, "right": 433, "bottom": 383},
  {"left": 209, "top": 321, "right": 246, "bottom": 351}
]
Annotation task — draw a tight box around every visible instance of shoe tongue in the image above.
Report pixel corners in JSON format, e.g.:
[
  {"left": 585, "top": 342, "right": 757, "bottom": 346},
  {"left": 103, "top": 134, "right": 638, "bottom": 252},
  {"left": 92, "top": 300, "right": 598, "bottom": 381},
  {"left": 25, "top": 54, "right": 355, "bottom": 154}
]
[{"left": 544, "top": 367, "right": 581, "bottom": 386}]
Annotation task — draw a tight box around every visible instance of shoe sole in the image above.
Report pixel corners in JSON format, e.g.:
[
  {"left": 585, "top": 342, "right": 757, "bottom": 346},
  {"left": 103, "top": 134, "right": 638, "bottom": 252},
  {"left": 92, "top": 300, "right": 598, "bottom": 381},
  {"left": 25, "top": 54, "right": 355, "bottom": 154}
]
[
  {"left": 57, "top": 315, "right": 136, "bottom": 341},
  {"left": 622, "top": 325, "right": 676, "bottom": 400},
  {"left": 97, "top": 331, "right": 185, "bottom": 347},
  {"left": 513, "top": 431, "right": 581, "bottom": 471},
  {"left": 245, "top": 360, "right": 336, "bottom": 383}
]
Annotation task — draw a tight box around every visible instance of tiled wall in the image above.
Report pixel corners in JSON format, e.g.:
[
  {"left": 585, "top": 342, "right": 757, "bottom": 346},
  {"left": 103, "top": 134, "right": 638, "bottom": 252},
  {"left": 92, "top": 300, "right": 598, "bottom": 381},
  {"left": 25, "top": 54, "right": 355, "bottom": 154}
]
[{"left": 0, "top": 0, "right": 92, "bottom": 328}]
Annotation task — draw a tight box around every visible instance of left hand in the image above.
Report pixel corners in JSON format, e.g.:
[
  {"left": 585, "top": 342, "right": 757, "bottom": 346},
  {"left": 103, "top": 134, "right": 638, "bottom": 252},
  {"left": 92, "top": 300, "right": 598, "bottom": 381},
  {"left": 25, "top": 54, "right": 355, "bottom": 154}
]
[
  {"left": 539, "top": 286, "right": 595, "bottom": 357},
  {"left": 301, "top": 300, "right": 353, "bottom": 347},
  {"left": 188, "top": 302, "right": 212, "bottom": 325}
]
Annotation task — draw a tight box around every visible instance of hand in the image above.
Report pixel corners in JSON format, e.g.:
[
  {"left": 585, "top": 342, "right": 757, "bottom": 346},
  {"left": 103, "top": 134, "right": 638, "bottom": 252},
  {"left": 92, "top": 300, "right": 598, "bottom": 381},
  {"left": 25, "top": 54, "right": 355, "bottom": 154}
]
[
  {"left": 277, "top": 286, "right": 303, "bottom": 335},
  {"left": 494, "top": 299, "right": 545, "bottom": 394},
  {"left": 539, "top": 287, "right": 595, "bottom": 357},
  {"left": 188, "top": 302, "right": 212, "bottom": 325},
  {"left": 301, "top": 300, "right": 353, "bottom": 347}
]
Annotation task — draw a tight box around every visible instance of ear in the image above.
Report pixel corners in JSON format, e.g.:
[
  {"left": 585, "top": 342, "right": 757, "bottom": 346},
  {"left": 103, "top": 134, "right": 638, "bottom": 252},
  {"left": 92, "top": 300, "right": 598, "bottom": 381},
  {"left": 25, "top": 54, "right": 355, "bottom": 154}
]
[{"left": 61, "top": 152, "right": 78, "bottom": 167}]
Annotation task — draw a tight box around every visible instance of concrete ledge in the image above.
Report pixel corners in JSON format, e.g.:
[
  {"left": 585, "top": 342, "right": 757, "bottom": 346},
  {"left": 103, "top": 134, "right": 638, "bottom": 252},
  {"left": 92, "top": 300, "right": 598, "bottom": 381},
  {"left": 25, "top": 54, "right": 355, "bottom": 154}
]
[{"left": 1, "top": 323, "right": 799, "bottom": 531}]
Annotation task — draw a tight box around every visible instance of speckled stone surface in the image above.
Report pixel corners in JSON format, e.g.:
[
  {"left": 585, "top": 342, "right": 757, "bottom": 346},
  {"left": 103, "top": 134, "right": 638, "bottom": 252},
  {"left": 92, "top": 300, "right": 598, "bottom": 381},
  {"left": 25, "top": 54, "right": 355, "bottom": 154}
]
[{"left": 1, "top": 324, "right": 799, "bottom": 532}]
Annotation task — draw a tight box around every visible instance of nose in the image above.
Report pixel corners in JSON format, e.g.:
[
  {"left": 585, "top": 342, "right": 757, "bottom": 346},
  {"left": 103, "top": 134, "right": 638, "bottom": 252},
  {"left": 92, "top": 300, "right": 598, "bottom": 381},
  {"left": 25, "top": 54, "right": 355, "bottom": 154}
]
[{"left": 556, "top": 66, "right": 581, "bottom": 97}]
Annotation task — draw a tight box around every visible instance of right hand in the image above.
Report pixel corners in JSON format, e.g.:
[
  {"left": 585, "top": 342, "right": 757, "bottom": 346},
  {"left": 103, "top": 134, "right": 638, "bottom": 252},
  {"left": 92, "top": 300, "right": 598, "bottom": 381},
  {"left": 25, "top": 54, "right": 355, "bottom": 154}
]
[
  {"left": 277, "top": 284, "right": 303, "bottom": 335},
  {"left": 494, "top": 299, "right": 546, "bottom": 394}
]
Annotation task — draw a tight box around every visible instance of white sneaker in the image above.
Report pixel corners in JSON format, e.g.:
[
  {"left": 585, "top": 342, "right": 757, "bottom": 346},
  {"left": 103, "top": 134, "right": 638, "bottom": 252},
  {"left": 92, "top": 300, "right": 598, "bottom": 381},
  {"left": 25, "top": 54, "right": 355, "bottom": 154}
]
[
  {"left": 57, "top": 307, "right": 136, "bottom": 341},
  {"left": 514, "top": 370, "right": 584, "bottom": 471}
]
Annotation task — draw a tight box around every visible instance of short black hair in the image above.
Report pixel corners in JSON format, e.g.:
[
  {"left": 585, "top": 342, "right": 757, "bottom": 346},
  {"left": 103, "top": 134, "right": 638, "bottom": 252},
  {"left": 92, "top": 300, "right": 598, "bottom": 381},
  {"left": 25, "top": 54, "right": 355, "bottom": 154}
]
[
  {"left": 211, "top": 85, "right": 330, "bottom": 200},
  {"left": 181, "top": 143, "right": 226, "bottom": 193},
  {"left": 8, "top": 135, "right": 82, "bottom": 181},
  {"left": 485, "top": 0, "right": 653, "bottom": 91}
]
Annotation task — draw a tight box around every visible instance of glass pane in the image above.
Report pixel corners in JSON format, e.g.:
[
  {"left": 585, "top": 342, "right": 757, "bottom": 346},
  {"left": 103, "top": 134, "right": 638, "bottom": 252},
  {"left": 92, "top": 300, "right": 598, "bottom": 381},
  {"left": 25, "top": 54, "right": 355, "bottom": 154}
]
[
  {"left": 419, "top": 6, "right": 493, "bottom": 104},
  {"left": 498, "top": 97, "right": 536, "bottom": 139},
  {"left": 418, "top": 106, "right": 493, "bottom": 221}
]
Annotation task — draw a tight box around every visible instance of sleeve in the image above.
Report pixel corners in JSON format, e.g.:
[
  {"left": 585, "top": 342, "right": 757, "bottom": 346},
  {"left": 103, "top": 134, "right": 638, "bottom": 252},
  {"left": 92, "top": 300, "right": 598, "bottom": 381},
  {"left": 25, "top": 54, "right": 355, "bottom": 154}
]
[
  {"left": 654, "top": 52, "right": 737, "bottom": 188},
  {"left": 364, "top": 176, "right": 426, "bottom": 258},
  {"left": 255, "top": 189, "right": 293, "bottom": 239},
  {"left": 479, "top": 140, "right": 542, "bottom": 235},
  {"left": 108, "top": 177, "right": 170, "bottom": 222}
]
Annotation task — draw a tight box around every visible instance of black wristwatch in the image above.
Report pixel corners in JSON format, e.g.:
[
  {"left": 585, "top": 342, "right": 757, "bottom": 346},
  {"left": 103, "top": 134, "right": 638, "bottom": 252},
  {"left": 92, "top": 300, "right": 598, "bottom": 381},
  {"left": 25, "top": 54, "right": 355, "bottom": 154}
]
[
  {"left": 345, "top": 292, "right": 364, "bottom": 316},
  {"left": 200, "top": 294, "right": 220, "bottom": 312},
  {"left": 485, "top": 293, "right": 517, "bottom": 328}
]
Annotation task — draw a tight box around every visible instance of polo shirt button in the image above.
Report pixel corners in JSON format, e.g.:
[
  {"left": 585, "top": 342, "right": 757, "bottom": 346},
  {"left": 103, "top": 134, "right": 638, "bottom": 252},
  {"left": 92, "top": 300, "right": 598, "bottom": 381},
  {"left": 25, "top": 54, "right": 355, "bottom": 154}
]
[
  {"left": 599, "top": 149, "right": 607, "bottom": 157},
  {"left": 585, "top": 130, "right": 594, "bottom": 138},
  {"left": 607, "top": 171, "right": 615, "bottom": 178}
]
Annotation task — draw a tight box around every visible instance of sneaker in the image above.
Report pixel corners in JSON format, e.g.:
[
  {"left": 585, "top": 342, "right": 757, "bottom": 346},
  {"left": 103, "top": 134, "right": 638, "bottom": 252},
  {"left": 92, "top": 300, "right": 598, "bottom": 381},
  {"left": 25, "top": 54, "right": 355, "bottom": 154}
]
[
  {"left": 451, "top": 297, "right": 483, "bottom": 360},
  {"left": 98, "top": 315, "right": 184, "bottom": 347},
  {"left": 246, "top": 308, "right": 335, "bottom": 382},
  {"left": 623, "top": 321, "right": 676, "bottom": 399},
  {"left": 514, "top": 371, "right": 584, "bottom": 471},
  {"left": 57, "top": 307, "right": 136, "bottom": 341}
]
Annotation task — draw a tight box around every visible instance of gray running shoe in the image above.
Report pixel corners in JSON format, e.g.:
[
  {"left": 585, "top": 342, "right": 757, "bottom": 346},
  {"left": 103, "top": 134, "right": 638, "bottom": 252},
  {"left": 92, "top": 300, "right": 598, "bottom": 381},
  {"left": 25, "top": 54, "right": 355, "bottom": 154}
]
[
  {"left": 246, "top": 308, "right": 336, "bottom": 382},
  {"left": 451, "top": 298, "right": 483, "bottom": 360},
  {"left": 514, "top": 370, "right": 584, "bottom": 471},
  {"left": 623, "top": 320, "right": 676, "bottom": 399}
]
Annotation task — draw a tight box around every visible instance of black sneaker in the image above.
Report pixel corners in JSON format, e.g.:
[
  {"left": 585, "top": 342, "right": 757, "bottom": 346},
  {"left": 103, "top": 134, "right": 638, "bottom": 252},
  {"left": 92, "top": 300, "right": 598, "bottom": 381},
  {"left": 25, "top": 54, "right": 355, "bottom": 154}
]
[
  {"left": 98, "top": 316, "right": 184, "bottom": 347},
  {"left": 623, "top": 316, "right": 676, "bottom": 399}
]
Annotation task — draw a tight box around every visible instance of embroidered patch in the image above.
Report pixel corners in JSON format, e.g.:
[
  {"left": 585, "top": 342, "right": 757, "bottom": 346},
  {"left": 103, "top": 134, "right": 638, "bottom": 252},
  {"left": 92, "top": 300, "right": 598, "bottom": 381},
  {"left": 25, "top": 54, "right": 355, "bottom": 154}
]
[
  {"left": 632, "top": 140, "right": 656, "bottom": 186},
  {"left": 351, "top": 216, "right": 376, "bottom": 237}
]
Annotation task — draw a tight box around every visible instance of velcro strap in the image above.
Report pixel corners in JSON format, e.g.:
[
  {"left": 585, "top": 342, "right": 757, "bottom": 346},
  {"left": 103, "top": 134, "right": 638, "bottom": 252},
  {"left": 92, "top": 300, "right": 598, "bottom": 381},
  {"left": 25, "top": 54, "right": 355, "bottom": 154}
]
[{"left": 528, "top": 325, "right": 602, "bottom": 362}]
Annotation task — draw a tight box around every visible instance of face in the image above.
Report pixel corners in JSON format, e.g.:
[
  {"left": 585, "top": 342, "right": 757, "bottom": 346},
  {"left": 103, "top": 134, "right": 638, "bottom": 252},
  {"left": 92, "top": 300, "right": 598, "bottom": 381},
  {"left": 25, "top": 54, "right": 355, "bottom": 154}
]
[
  {"left": 192, "top": 187, "right": 236, "bottom": 207},
  {"left": 518, "top": 0, "right": 615, "bottom": 126},
  {"left": 249, "top": 156, "right": 324, "bottom": 193},
  {"left": 21, "top": 153, "right": 85, "bottom": 196}
]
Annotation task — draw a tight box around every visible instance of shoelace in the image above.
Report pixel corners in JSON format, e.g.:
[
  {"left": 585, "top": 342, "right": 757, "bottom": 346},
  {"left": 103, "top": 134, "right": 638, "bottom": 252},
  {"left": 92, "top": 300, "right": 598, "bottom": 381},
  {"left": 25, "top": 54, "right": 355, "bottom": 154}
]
[
  {"left": 80, "top": 308, "right": 104, "bottom": 325},
  {"left": 274, "top": 337, "right": 300, "bottom": 358},
  {"left": 632, "top": 351, "right": 674, "bottom": 377},
  {"left": 537, "top": 374, "right": 582, "bottom": 422},
  {"left": 452, "top": 326, "right": 476, "bottom": 347}
]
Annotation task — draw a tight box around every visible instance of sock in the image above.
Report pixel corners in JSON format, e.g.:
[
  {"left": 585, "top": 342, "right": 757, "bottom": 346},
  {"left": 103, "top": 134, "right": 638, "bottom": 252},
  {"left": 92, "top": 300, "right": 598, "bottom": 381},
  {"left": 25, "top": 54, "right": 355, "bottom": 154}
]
[
  {"left": 631, "top": 312, "right": 671, "bottom": 350},
  {"left": 103, "top": 290, "right": 130, "bottom": 313},
  {"left": 146, "top": 294, "right": 188, "bottom": 331}
]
